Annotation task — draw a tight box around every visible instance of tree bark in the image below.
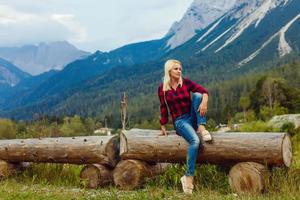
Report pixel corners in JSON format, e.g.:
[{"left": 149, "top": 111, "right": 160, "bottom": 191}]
[
  {"left": 113, "top": 159, "right": 169, "bottom": 190},
  {"left": 0, "top": 160, "right": 30, "bottom": 179},
  {"left": 120, "top": 129, "right": 292, "bottom": 167},
  {"left": 229, "top": 162, "right": 270, "bottom": 195},
  {"left": 0, "top": 135, "right": 119, "bottom": 167},
  {"left": 80, "top": 164, "right": 113, "bottom": 188}
]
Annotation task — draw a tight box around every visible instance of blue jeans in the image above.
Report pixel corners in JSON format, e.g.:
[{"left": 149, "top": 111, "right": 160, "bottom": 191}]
[{"left": 174, "top": 93, "right": 206, "bottom": 176}]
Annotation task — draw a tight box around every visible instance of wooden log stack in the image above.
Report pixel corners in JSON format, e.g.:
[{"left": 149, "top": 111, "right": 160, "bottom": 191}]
[
  {"left": 0, "top": 128, "right": 293, "bottom": 194},
  {"left": 119, "top": 128, "right": 292, "bottom": 194}
]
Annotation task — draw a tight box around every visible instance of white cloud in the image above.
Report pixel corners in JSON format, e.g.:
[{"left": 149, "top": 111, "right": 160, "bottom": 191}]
[
  {"left": 0, "top": 0, "right": 193, "bottom": 51},
  {"left": 51, "top": 14, "right": 88, "bottom": 43},
  {"left": 0, "top": 5, "right": 35, "bottom": 24},
  {"left": 0, "top": 4, "right": 88, "bottom": 48}
]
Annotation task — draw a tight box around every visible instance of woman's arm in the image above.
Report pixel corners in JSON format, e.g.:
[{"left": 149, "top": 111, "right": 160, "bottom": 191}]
[
  {"left": 198, "top": 93, "right": 208, "bottom": 116},
  {"left": 157, "top": 85, "right": 169, "bottom": 135},
  {"left": 159, "top": 125, "right": 167, "bottom": 136}
]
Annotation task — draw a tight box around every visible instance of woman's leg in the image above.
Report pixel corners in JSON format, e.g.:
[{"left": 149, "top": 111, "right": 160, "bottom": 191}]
[
  {"left": 174, "top": 117, "right": 200, "bottom": 176},
  {"left": 190, "top": 92, "right": 206, "bottom": 129},
  {"left": 191, "top": 93, "right": 212, "bottom": 141}
]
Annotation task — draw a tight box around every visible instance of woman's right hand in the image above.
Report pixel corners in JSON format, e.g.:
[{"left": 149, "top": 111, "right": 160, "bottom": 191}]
[{"left": 159, "top": 125, "right": 168, "bottom": 136}]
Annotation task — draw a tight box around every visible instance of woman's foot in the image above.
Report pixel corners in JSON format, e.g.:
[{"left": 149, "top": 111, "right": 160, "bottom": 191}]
[
  {"left": 197, "top": 125, "right": 212, "bottom": 142},
  {"left": 180, "top": 175, "right": 194, "bottom": 195}
]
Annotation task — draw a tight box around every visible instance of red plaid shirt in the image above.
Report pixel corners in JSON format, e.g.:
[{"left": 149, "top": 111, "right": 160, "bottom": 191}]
[{"left": 158, "top": 78, "right": 209, "bottom": 125}]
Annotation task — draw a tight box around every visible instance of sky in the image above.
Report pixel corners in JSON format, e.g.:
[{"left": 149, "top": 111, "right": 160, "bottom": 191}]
[{"left": 0, "top": 0, "right": 193, "bottom": 52}]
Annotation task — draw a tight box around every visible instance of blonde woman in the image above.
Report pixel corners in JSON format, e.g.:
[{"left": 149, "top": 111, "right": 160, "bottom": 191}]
[{"left": 157, "top": 59, "right": 212, "bottom": 194}]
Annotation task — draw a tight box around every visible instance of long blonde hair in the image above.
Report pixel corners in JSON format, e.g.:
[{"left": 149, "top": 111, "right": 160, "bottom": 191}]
[{"left": 163, "top": 59, "right": 183, "bottom": 92}]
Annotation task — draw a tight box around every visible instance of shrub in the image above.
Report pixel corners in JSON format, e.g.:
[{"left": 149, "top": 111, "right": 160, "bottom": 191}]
[
  {"left": 280, "top": 122, "right": 296, "bottom": 137},
  {"left": 0, "top": 119, "right": 16, "bottom": 139},
  {"left": 206, "top": 118, "right": 217, "bottom": 131},
  {"left": 246, "top": 110, "right": 256, "bottom": 122},
  {"left": 239, "top": 120, "right": 274, "bottom": 132},
  {"left": 259, "top": 103, "right": 288, "bottom": 121}
]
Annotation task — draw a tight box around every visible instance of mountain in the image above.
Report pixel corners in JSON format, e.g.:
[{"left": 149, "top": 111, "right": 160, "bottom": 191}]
[
  {"left": 0, "top": 41, "right": 90, "bottom": 75},
  {"left": 0, "top": 58, "right": 31, "bottom": 106},
  {"left": 168, "top": 0, "right": 300, "bottom": 73},
  {"left": 165, "top": 0, "right": 237, "bottom": 50},
  {"left": 0, "top": 57, "right": 30, "bottom": 87},
  {"left": 0, "top": 69, "right": 59, "bottom": 110},
  {"left": 1, "top": 0, "right": 300, "bottom": 120}
]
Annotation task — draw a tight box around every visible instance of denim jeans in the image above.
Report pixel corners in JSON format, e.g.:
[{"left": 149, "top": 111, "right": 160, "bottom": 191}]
[{"left": 174, "top": 93, "right": 206, "bottom": 176}]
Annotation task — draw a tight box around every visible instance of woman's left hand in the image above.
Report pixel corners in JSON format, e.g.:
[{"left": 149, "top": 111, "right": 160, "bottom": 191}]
[{"left": 198, "top": 103, "right": 207, "bottom": 116}]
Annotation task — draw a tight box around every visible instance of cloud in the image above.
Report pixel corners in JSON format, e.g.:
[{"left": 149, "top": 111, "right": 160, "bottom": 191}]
[
  {"left": 0, "top": 4, "right": 88, "bottom": 47},
  {"left": 0, "top": 1, "right": 193, "bottom": 51},
  {"left": 0, "top": 5, "right": 35, "bottom": 24},
  {"left": 51, "top": 14, "right": 88, "bottom": 43}
]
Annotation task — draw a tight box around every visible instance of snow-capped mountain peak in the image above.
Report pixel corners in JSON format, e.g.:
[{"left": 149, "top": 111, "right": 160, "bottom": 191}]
[
  {"left": 165, "top": 0, "right": 237, "bottom": 50},
  {"left": 192, "top": 0, "right": 295, "bottom": 60}
]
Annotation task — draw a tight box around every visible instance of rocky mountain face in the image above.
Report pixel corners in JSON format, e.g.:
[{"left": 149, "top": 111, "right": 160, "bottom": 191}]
[
  {"left": 168, "top": 0, "right": 299, "bottom": 70},
  {"left": 165, "top": 0, "right": 237, "bottom": 50},
  {"left": 0, "top": 58, "right": 30, "bottom": 87},
  {"left": 0, "top": 41, "right": 90, "bottom": 75}
]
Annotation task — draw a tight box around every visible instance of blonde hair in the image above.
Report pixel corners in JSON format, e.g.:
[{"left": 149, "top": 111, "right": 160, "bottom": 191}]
[{"left": 163, "top": 59, "right": 183, "bottom": 92}]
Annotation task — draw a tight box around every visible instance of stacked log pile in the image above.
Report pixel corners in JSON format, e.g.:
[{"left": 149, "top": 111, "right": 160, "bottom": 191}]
[
  {"left": 0, "top": 128, "right": 293, "bottom": 194},
  {"left": 0, "top": 135, "right": 120, "bottom": 188},
  {"left": 119, "top": 128, "right": 292, "bottom": 194}
]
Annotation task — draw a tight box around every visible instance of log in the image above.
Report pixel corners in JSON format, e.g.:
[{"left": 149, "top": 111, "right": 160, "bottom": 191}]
[
  {"left": 80, "top": 164, "right": 113, "bottom": 188},
  {"left": 229, "top": 162, "right": 270, "bottom": 195},
  {"left": 120, "top": 129, "right": 292, "bottom": 167},
  {"left": 0, "top": 135, "right": 119, "bottom": 167},
  {"left": 0, "top": 160, "right": 30, "bottom": 179},
  {"left": 0, "top": 160, "right": 18, "bottom": 179},
  {"left": 113, "top": 159, "right": 169, "bottom": 190}
]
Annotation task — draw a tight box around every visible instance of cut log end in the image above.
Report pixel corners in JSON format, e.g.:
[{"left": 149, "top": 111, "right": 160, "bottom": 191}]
[
  {"left": 0, "top": 161, "right": 14, "bottom": 179},
  {"left": 80, "top": 164, "right": 112, "bottom": 189},
  {"left": 113, "top": 160, "right": 144, "bottom": 190},
  {"left": 113, "top": 159, "right": 170, "bottom": 190},
  {"left": 282, "top": 135, "right": 292, "bottom": 167},
  {"left": 0, "top": 160, "right": 30, "bottom": 180},
  {"left": 229, "top": 162, "right": 270, "bottom": 195}
]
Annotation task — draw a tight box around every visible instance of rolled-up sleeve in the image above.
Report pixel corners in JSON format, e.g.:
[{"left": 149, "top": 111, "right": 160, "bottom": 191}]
[
  {"left": 158, "top": 85, "right": 169, "bottom": 125},
  {"left": 185, "top": 79, "right": 209, "bottom": 95}
]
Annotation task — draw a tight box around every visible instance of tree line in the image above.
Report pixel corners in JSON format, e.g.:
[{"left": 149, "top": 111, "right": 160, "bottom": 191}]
[{"left": 1, "top": 60, "right": 299, "bottom": 138}]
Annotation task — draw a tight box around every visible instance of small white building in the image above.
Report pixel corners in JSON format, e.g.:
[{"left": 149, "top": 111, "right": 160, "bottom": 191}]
[{"left": 94, "top": 127, "right": 113, "bottom": 135}]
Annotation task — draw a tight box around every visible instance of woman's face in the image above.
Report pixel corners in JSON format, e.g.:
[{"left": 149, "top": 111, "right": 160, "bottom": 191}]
[{"left": 169, "top": 63, "right": 182, "bottom": 80}]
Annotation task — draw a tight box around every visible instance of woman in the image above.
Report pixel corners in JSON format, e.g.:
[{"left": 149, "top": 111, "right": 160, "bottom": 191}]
[{"left": 157, "top": 59, "right": 212, "bottom": 194}]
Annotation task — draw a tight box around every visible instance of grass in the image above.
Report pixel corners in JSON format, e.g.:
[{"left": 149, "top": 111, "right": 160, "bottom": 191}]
[{"left": 0, "top": 159, "right": 298, "bottom": 200}]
